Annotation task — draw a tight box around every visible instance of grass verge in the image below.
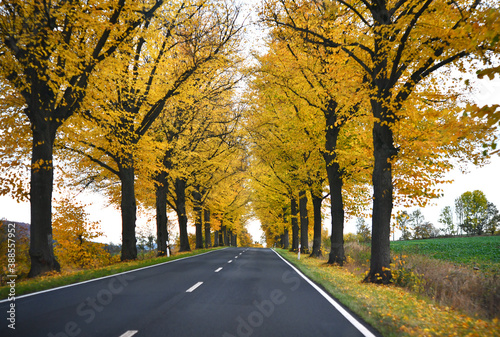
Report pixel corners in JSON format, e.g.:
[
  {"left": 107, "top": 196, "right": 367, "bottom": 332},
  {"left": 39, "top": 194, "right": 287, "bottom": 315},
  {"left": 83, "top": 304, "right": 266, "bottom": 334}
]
[
  {"left": 275, "top": 248, "right": 499, "bottom": 337},
  {"left": 0, "top": 247, "right": 223, "bottom": 300}
]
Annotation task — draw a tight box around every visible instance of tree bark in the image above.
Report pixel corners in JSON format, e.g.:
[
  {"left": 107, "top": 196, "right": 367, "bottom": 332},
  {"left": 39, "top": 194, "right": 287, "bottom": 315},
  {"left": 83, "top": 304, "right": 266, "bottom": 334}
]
[
  {"left": 219, "top": 229, "right": 224, "bottom": 246},
  {"left": 281, "top": 208, "right": 289, "bottom": 249},
  {"left": 310, "top": 190, "right": 323, "bottom": 258},
  {"left": 299, "top": 190, "right": 309, "bottom": 254},
  {"left": 323, "top": 101, "right": 345, "bottom": 265},
  {"left": 214, "top": 229, "right": 219, "bottom": 246},
  {"left": 290, "top": 196, "right": 299, "bottom": 252},
  {"left": 365, "top": 104, "right": 396, "bottom": 283},
  {"left": 231, "top": 232, "right": 237, "bottom": 247},
  {"left": 192, "top": 188, "right": 203, "bottom": 249},
  {"left": 282, "top": 227, "right": 289, "bottom": 249},
  {"left": 224, "top": 225, "right": 229, "bottom": 246},
  {"left": 204, "top": 209, "right": 211, "bottom": 248},
  {"left": 155, "top": 171, "right": 169, "bottom": 256},
  {"left": 119, "top": 159, "right": 138, "bottom": 261},
  {"left": 326, "top": 161, "right": 345, "bottom": 265},
  {"left": 28, "top": 124, "right": 61, "bottom": 277},
  {"left": 175, "top": 178, "right": 191, "bottom": 252}
]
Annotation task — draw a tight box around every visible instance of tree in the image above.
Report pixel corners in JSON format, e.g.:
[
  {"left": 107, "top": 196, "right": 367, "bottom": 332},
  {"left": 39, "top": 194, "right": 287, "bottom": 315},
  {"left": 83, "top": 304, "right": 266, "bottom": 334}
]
[
  {"left": 245, "top": 85, "right": 315, "bottom": 252},
  {"left": 455, "top": 190, "right": 489, "bottom": 235},
  {"left": 299, "top": 190, "right": 310, "bottom": 253},
  {"left": 238, "top": 227, "right": 253, "bottom": 247},
  {"left": 0, "top": 0, "right": 170, "bottom": 277},
  {"left": 309, "top": 188, "right": 326, "bottom": 257},
  {"left": 439, "top": 206, "right": 455, "bottom": 236},
  {"left": 485, "top": 202, "right": 500, "bottom": 235},
  {"left": 396, "top": 211, "right": 412, "bottom": 241},
  {"left": 136, "top": 222, "right": 156, "bottom": 257},
  {"left": 414, "top": 221, "right": 439, "bottom": 239},
  {"left": 59, "top": 0, "right": 244, "bottom": 258},
  {"left": 356, "top": 217, "right": 371, "bottom": 243},
  {"left": 52, "top": 197, "right": 111, "bottom": 269},
  {"left": 260, "top": 0, "right": 498, "bottom": 283},
  {"left": 410, "top": 209, "right": 426, "bottom": 239},
  {"left": 159, "top": 85, "right": 245, "bottom": 251},
  {"left": 250, "top": 37, "right": 371, "bottom": 264}
]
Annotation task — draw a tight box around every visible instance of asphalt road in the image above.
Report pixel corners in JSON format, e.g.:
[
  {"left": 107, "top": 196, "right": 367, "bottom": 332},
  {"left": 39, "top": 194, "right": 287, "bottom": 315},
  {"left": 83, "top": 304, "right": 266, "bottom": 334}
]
[{"left": 1, "top": 248, "right": 378, "bottom": 337}]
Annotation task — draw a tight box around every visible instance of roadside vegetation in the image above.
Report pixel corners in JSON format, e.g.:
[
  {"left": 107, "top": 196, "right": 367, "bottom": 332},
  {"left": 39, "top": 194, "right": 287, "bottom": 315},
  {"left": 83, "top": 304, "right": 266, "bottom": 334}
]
[
  {"left": 276, "top": 243, "right": 499, "bottom": 337},
  {"left": 346, "top": 236, "right": 499, "bottom": 320}
]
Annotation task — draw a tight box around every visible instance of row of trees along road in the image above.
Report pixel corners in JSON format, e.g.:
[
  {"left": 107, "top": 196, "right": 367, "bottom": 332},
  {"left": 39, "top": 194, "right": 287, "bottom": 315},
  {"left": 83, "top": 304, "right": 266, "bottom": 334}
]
[
  {"left": 0, "top": 1, "right": 499, "bottom": 284},
  {"left": 254, "top": 0, "right": 499, "bottom": 283},
  {"left": 0, "top": 0, "right": 249, "bottom": 277}
]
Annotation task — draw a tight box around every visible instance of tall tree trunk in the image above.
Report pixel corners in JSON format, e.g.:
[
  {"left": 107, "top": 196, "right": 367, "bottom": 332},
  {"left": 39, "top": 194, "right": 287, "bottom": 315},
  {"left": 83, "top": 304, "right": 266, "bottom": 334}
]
[
  {"left": 222, "top": 223, "right": 228, "bottom": 246},
  {"left": 327, "top": 161, "right": 345, "bottom": 265},
  {"left": 155, "top": 171, "right": 168, "bottom": 256},
  {"left": 299, "top": 190, "right": 309, "bottom": 254},
  {"left": 281, "top": 208, "right": 289, "bottom": 249},
  {"left": 219, "top": 228, "right": 224, "bottom": 246},
  {"left": 175, "top": 178, "right": 191, "bottom": 252},
  {"left": 28, "top": 125, "right": 60, "bottom": 277},
  {"left": 282, "top": 227, "right": 289, "bottom": 249},
  {"left": 204, "top": 209, "right": 211, "bottom": 248},
  {"left": 291, "top": 196, "right": 299, "bottom": 252},
  {"left": 231, "top": 232, "right": 237, "bottom": 247},
  {"left": 119, "top": 159, "right": 138, "bottom": 261},
  {"left": 192, "top": 188, "right": 203, "bottom": 249},
  {"left": 214, "top": 230, "right": 219, "bottom": 246},
  {"left": 365, "top": 105, "right": 396, "bottom": 283},
  {"left": 224, "top": 226, "right": 229, "bottom": 246},
  {"left": 310, "top": 190, "right": 323, "bottom": 258},
  {"left": 323, "top": 101, "right": 345, "bottom": 265}
]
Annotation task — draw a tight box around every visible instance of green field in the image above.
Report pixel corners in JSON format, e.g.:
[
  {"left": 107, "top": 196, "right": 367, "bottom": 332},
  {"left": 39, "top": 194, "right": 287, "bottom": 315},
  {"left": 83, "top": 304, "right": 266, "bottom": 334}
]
[{"left": 390, "top": 236, "right": 500, "bottom": 272}]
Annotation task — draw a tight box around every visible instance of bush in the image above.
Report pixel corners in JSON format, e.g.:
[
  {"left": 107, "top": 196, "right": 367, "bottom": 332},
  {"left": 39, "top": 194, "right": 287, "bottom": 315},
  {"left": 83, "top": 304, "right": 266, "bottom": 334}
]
[
  {"left": 390, "top": 254, "right": 425, "bottom": 292},
  {"left": 53, "top": 197, "right": 112, "bottom": 270}
]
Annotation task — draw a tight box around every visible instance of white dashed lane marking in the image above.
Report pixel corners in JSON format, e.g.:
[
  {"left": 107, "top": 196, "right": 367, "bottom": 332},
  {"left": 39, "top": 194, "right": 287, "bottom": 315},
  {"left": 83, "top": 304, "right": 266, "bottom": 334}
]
[
  {"left": 186, "top": 282, "right": 203, "bottom": 293},
  {"left": 215, "top": 267, "right": 223, "bottom": 272}
]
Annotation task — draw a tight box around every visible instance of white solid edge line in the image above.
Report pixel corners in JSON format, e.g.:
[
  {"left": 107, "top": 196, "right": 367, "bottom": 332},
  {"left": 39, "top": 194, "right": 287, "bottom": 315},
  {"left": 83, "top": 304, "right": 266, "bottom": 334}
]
[
  {"left": 215, "top": 267, "right": 223, "bottom": 272},
  {"left": 186, "top": 281, "right": 203, "bottom": 293},
  {"left": 119, "top": 330, "right": 138, "bottom": 337},
  {"left": 271, "top": 249, "right": 376, "bottom": 337},
  {"left": 0, "top": 248, "right": 229, "bottom": 304}
]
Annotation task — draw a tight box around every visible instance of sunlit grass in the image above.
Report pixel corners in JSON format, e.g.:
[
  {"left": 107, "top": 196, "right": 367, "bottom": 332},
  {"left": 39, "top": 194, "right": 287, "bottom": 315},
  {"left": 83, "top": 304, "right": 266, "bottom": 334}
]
[
  {"left": 0, "top": 247, "right": 223, "bottom": 300},
  {"left": 276, "top": 249, "right": 499, "bottom": 337}
]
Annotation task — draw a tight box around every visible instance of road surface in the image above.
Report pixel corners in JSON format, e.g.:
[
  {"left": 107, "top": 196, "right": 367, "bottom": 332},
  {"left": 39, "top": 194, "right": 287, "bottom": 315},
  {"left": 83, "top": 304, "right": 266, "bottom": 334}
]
[{"left": 1, "top": 248, "right": 378, "bottom": 337}]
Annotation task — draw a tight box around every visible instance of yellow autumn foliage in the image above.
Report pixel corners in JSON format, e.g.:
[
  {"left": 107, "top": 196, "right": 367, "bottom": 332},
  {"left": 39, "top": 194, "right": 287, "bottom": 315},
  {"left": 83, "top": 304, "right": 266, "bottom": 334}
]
[{"left": 52, "top": 197, "right": 114, "bottom": 270}]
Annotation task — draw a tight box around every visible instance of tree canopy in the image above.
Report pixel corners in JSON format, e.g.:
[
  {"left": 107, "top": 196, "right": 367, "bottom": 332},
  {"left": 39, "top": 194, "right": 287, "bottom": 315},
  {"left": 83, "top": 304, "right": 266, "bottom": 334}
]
[{"left": 0, "top": 0, "right": 498, "bottom": 284}]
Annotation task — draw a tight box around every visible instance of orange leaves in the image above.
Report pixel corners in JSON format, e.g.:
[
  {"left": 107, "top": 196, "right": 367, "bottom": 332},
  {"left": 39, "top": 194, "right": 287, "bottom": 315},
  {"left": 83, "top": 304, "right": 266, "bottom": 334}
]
[
  {"left": 281, "top": 248, "right": 500, "bottom": 336},
  {"left": 390, "top": 86, "right": 494, "bottom": 208},
  {"left": 52, "top": 197, "right": 112, "bottom": 270}
]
